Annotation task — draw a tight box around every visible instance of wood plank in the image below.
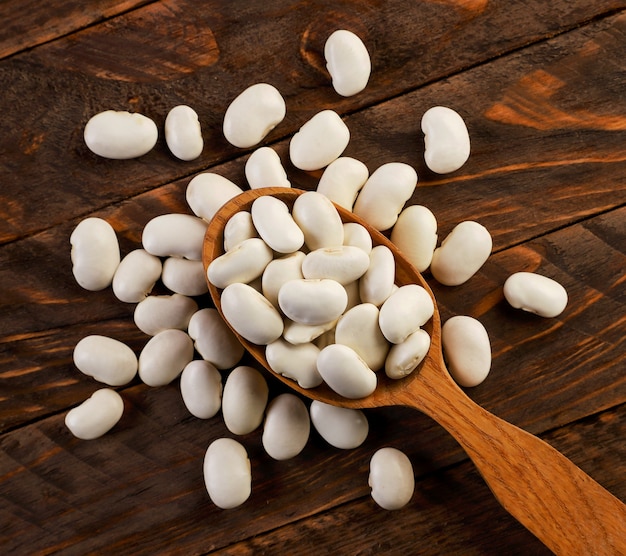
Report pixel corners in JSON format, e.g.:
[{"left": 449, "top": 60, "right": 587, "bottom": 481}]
[
  {"left": 0, "top": 5, "right": 624, "bottom": 243},
  {"left": 213, "top": 406, "right": 624, "bottom": 556},
  {"left": 0, "top": 0, "right": 151, "bottom": 59},
  {"left": 1, "top": 385, "right": 621, "bottom": 555}
]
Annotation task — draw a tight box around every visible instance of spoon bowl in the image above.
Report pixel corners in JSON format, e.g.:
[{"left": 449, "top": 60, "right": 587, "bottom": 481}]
[{"left": 203, "top": 187, "right": 626, "bottom": 555}]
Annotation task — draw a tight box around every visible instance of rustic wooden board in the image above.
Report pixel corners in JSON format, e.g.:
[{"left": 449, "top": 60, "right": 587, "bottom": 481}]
[
  {"left": 1, "top": 2, "right": 624, "bottom": 243},
  {"left": 2, "top": 2, "right": 625, "bottom": 554}
]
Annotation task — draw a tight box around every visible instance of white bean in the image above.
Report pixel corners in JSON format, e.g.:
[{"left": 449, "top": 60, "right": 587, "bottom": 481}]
[
  {"left": 289, "top": 110, "right": 350, "bottom": 171},
  {"left": 335, "top": 303, "right": 389, "bottom": 371},
  {"left": 203, "top": 438, "right": 251, "bottom": 509},
  {"left": 142, "top": 213, "right": 208, "bottom": 261},
  {"left": 262, "top": 394, "right": 310, "bottom": 460},
  {"left": 223, "top": 211, "right": 258, "bottom": 251},
  {"left": 250, "top": 196, "right": 304, "bottom": 254},
  {"left": 73, "top": 335, "right": 137, "bottom": 386},
  {"left": 503, "top": 272, "right": 568, "bottom": 318},
  {"left": 84, "top": 110, "right": 157, "bottom": 159},
  {"left": 292, "top": 190, "right": 344, "bottom": 250},
  {"left": 65, "top": 388, "right": 124, "bottom": 440},
  {"left": 278, "top": 278, "right": 347, "bottom": 326},
  {"left": 266, "top": 338, "right": 323, "bottom": 388},
  {"left": 309, "top": 400, "right": 369, "bottom": 449},
  {"left": 369, "top": 447, "right": 414, "bottom": 510},
  {"left": 316, "top": 344, "right": 377, "bottom": 399},
  {"left": 421, "top": 106, "right": 470, "bottom": 174},
  {"left": 223, "top": 83, "right": 286, "bottom": 148},
  {"left": 180, "top": 360, "right": 222, "bottom": 419},
  {"left": 317, "top": 157, "right": 369, "bottom": 211},
  {"left": 245, "top": 146, "right": 291, "bottom": 189},
  {"left": 302, "top": 245, "right": 370, "bottom": 285},
  {"left": 324, "top": 30, "right": 371, "bottom": 97},
  {"left": 430, "top": 221, "right": 492, "bottom": 286},
  {"left": 186, "top": 173, "right": 243, "bottom": 223},
  {"left": 343, "top": 222, "right": 372, "bottom": 254},
  {"left": 112, "top": 249, "right": 162, "bottom": 303},
  {"left": 222, "top": 366, "right": 269, "bottom": 435},
  {"left": 353, "top": 162, "right": 418, "bottom": 231},
  {"left": 187, "top": 308, "right": 244, "bottom": 370},
  {"left": 442, "top": 315, "right": 491, "bottom": 387},
  {"left": 161, "top": 257, "right": 208, "bottom": 296},
  {"left": 164, "top": 104, "right": 203, "bottom": 161},
  {"left": 390, "top": 205, "right": 438, "bottom": 273},
  {"left": 282, "top": 318, "right": 337, "bottom": 346},
  {"left": 137, "top": 329, "right": 194, "bottom": 387},
  {"left": 359, "top": 245, "right": 395, "bottom": 307},
  {"left": 379, "top": 285, "right": 434, "bottom": 344},
  {"left": 261, "top": 251, "right": 306, "bottom": 308},
  {"left": 208, "top": 237, "right": 274, "bottom": 288},
  {"left": 133, "top": 293, "right": 198, "bottom": 336},
  {"left": 385, "top": 328, "right": 430, "bottom": 380},
  {"left": 70, "top": 217, "right": 120, "bottom": 291},
  {"left": 221, "top": 282, "right": 284, "bottom": 345}
]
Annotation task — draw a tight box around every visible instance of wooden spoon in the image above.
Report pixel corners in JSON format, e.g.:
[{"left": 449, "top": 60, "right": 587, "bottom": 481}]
[{"left": 202, "top": 187, "right": 626, "bottom": 555}]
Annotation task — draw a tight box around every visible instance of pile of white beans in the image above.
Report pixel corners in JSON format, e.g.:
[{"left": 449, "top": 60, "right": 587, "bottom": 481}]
[{"left": 69, "top": 28, "right": 569, "bottom": 512}]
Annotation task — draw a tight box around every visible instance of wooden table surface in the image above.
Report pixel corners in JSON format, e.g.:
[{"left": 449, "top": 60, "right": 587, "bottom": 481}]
[{"left": 1, "top": 1, "right": 625, "bottom": 554}]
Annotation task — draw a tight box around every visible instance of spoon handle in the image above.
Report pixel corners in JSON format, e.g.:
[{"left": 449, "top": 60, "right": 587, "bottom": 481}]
[{"left": 399, "top": 363, "right": 626, "bottom": 555}]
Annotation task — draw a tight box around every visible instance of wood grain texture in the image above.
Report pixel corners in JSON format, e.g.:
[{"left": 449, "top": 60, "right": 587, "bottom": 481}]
[
  {"left": 1, "top": 2, "right": 625, "bottom": 554},
  {"left": 0, "top": 2, "right": 624, "bottom": 243}
]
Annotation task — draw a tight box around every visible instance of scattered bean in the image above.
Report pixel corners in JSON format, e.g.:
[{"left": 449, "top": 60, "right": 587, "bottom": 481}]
[
  {"left": 359, "top": 245, "right": 395, "bottom": 307},
  {"left": 112, "top": 249, "right": 162, "bottom": 303},
  {"left": 222, "top": 366, "right": 269, "bottom": 435},
  {"left": 421, "top": 106, "right": 470, "bottom": 174},
  {"left": 161, "top": 257, "right": 208, "bottom": 296},
  {"left": 353, "top": 162, "right": 418, "bottom": 231},
  {"left": 324, "top": 29, "right": 371, "bottom": 97},
  {"left": 250, "top": 196, "right": 304, "bottom": 253},
  {"left": 442, "top": 315, "right": 491, "bottom": 387},
  {"left": 65, "top": 388, "right": 124, "bottom": 440},
  {"left": 180, "top": 360, "right": 222, "bottom": 419},
  {"left": 503, "top": 272, "right": 568, "bottom": 318},
  {"left": 292, "top": 190, "right": 344, "bottom": 250},
  {"left": 390, "top": 205, "right": 438, "bottom": 273},
  {"left": 84, "top": 110, "right": 157, "bottom": 159},
  {"left": 430, "top": 220, "right": 492, "bottom": 286},
  {"left": 262, "top": 394, "right": 310, "bottom": 460},
  {"left": 186, "top": 172, "right": 243, "bottom": 223},
  {"left": 133, "top": 293, "right": 198, "bottom": 336},
  {"left": 316, "top": 157, "right": 369, "bottom": 210},
  {"left": 289, "top": 110, "right": 350, "bottom": 171},
  {"left": 187, "top": 308, "right": 244, "bottom": 370},
  {"left": 245, "top": 146, "right": 291, "bottom": 189},
  {"left": 137, "top": 329, "right": 194, "bottom": 387},
  {"left": 203, "top": 438, "right": 251, "bottom": 509},
  {"left": 309, "top": 400, "right": 369, "bottom": 449},
  {"left": 70, "top": 217, "right": 120, "bottom": 291},
  {"left": 142, "top": 213, "right": 208, "bottom": 261},
  {"left": 164, "top": 105, "right": 203, "bottom": 161},
  {"left": 223, "top": 83, "right": 286, "bottom": 148},
  {"left": 73, "top": 335, "right": 138, "bottom": 386},
  {"left": 368, "top": 447, "right": 415, "bottom": 510}
]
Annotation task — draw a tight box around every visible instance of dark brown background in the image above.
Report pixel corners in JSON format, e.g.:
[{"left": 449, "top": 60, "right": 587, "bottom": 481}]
[{"left": 1, "top": 1, "right": 625, "bottom": 554}]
